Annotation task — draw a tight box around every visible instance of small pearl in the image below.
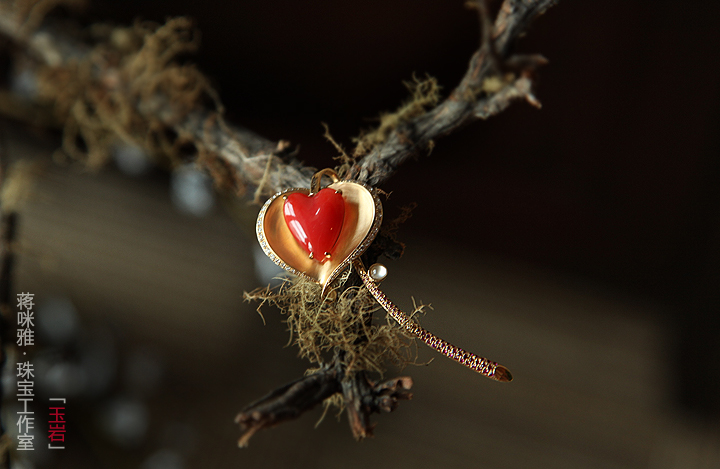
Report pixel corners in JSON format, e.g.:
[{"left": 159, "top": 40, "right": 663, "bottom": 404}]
[{"left": 369, "top": 263, "right": 387, "bottom": 281}]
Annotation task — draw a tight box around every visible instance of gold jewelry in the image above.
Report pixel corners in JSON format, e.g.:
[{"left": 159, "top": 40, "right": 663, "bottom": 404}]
[{"left": 256, "top": 168, "right": 512, "bottom": 382}]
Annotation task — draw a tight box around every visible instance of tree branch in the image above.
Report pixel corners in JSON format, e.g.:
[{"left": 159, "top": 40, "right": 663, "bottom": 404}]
[
  {"left": 234, "top": 355, "right": 412, "bottom": 446},
  {"left": 0, "top": 2, "right": 314, "bottom": 198},
  {"left": 232, "top": 0, "right": 556, "bottom": 443},
  {"left": 347, "top": 0, "right": 557, "bottom": 186},
  {"left": 0, "top": 0, "right": 557, "bottom": 446},
  {"left": 234, "top": 360, "right": 342, "bottom": 447},
  {"left": 0, "top": 0, "right": 555, "bottom": 198}
]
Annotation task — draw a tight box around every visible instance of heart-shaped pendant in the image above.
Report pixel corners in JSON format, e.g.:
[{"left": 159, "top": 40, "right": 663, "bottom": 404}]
[
  {"left": 256, "top": 168, "right": 512, "bottom": 382},
  {"left": 257, "top": 169, "right": 382, "bottom": 296}
]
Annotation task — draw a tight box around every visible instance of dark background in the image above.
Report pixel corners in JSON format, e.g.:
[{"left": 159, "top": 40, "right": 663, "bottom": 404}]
[
  {"left": 83, "top": 0, "right": 720, "bottom": 300},
  {"left": 5, "top": 0, "right": 720, "bottom": 467},
  {"left": 84, "top": 0, "right": 720, "bottom": 416}
]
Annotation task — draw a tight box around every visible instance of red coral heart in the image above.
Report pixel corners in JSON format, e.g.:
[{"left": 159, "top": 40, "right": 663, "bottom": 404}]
[{"left": 283, "top": 188, "right": 345, "bottom": 262}]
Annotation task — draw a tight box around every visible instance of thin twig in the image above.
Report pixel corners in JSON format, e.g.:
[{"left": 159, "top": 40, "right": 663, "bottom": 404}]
[
  {"left": 0, "top": 0, "right": 554, "bottom": 197},
  {"left": 234, "top": 355, "right": 413, "bottom": 445},
  {"left": 347, "top": 0, "right": 558, "bottom": 186},
  {"left": 231, "top": 0, "right": 556, "bottom": 443},
  {"left": 0, "top": 0, "right": 557, "bottom": 446},
  {"left": 234, "top": 360, "right": 343, "bottom": 447}
]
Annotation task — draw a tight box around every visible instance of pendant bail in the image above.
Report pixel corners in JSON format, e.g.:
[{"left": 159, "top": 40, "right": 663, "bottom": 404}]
[{"left": 310, "top": 168, "right": 340, "bottom": 195}]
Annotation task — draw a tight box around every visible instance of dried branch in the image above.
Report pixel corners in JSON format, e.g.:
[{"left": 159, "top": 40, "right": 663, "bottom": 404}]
[
  {"left": 342, "top": 372, "right": 413, "bottom": 440},
  {"left": 347, "top": 0, "right": 557, "bottom": 185},
  {"left": 234, "top": 355, "right": 412, "bottom": 446},
  {"left": 233, "top": 0, "right": 556, "bottom": 443},
  {"left": 0, "top": 0, "right": 554, "bottom": 199},
  {"left": 0, "top": 0, "right": 557, "bottom": 446},
  {"left": 235, "top": 361, "right": 342, "bottom": 447},
  {"left": 0, "top": 1, "right": 314, "bottom": 198}
]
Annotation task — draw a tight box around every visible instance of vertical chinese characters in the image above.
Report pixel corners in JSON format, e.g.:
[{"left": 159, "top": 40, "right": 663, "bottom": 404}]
[
  {"left": 16, "top": 292, "right": 35, "bottom": 451},
  {"left": 48, "top": 399, "right": 66, "bottom": 449},
  {"left": 16, "top": 292, "right": 34, "bottom": 347}
]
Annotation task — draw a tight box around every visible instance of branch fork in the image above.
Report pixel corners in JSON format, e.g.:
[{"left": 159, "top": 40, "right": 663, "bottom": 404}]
[{"left": 0, "top": 0, "right": 558, "bottom": 446}]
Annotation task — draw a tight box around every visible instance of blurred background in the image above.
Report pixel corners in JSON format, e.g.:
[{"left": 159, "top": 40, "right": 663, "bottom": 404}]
[{"left": 2, "top": 0, "right": 720, "bottom": 467}]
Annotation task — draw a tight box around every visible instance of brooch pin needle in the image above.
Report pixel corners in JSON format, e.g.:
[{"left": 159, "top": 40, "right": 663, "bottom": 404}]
[
  {"left": 257, "top": 168, "right": 512, "bottom": 382},
  {"left": 354, "top": 259, "right": 512, "bottom": 382}
]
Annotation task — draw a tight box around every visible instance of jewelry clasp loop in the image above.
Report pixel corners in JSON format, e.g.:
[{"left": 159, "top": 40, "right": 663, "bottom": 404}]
[{"left": 310, "top": 168, "right": 340, "bottom": 194}]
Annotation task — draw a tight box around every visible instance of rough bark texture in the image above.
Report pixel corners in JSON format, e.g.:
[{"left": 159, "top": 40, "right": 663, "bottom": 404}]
[
  {"left": 0, "top": 0, "right": 556, "bottom": 198},
  {"left": 0, "top": 0, "right": 557, "bottom": 447},
  {"left": 233, "top": 0, "right": 557, "bottom": 445}
]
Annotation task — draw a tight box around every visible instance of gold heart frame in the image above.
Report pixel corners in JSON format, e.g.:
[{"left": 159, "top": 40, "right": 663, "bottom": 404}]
[
  {"left": 256, "top": 169, "right": 382, "bottom": 297},
  {"left": 256, "top": 169, "right": 512, "bottom": 382}
]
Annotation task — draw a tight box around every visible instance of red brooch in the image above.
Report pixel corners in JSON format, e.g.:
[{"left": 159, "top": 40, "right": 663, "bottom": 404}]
[{"left": 256, "top": 169, "right": 512, "bottom": 382}]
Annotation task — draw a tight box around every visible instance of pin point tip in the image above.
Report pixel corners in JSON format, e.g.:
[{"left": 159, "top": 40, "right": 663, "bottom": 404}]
[{"left": 493, "top": 365, "right": 513, "bottom": 382}]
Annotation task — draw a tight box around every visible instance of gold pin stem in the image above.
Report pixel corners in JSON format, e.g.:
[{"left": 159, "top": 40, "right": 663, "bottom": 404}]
[{"left": 354, "top": 260, "right": 512, "bottom": 382}]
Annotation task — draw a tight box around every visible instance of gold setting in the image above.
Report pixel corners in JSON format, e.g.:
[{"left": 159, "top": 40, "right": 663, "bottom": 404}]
[
  {"left": 354, "top": 259, "right": 512, "bottom": 382},
  {"left": 256, "top": 172, "right": 383, "bottom": 297},
  {"left": 256, "top": 168, "right": 512, "bottom": 382}
]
